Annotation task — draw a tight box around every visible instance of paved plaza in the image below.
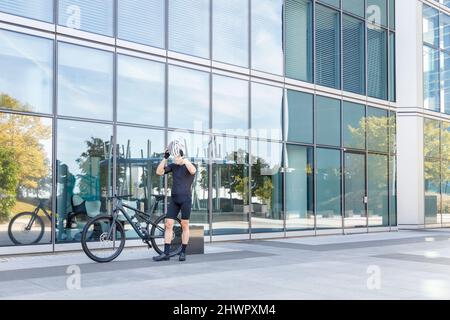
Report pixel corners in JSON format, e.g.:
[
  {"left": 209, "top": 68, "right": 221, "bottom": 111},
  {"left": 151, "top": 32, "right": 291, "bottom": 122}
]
[{"left": 1, "top": 229, "right": 450, "bottom": 300}]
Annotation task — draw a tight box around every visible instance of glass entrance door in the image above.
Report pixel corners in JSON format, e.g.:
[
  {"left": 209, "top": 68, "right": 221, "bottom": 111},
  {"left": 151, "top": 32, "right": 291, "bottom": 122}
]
[{"left": 344, "top": 152, "right": 367, "bottom": 229}]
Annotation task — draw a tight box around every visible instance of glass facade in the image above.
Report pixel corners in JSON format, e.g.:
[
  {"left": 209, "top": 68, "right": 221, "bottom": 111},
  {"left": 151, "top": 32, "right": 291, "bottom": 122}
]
[
  {"left": 424, "top": 118, "right": 450, "bottom": 227},
  {"left": 0, "top": 1, "right": 398, "bottom": 252}
]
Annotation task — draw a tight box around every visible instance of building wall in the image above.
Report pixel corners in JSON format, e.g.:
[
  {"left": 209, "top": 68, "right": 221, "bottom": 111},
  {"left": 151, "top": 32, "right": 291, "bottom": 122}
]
[{"left": 0, "top": 0, "right": 397, "bottom": 256}]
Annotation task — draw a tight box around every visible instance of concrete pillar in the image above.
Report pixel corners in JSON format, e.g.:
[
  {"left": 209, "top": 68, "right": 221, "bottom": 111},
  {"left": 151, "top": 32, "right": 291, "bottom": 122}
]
[{"left": 396, "top": 0, "right": 425, "bottom": 228}]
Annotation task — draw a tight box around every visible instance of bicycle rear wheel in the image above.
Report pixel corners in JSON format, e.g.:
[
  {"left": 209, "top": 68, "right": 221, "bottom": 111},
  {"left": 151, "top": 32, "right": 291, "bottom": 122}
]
[
  {"left": 8, "top": 212, "right": 45, "bottom": 245},
  {"left": 150, "top": 215, "right": 183, "bottom": 256},
  {"left": 81, "top": 215, "right": 126, "bottom": 263}
]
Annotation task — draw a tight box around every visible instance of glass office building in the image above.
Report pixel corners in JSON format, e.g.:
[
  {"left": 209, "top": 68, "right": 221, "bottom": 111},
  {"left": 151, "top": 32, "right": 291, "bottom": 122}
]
[{"left": 0, "top": 0, "right": 398, "bottom": 254}]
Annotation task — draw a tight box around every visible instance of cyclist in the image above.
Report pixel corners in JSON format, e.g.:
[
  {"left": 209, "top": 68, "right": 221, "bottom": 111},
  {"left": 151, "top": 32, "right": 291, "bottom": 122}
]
[{"left": 153, "top": 139, "right": 197, "bottom": 262}]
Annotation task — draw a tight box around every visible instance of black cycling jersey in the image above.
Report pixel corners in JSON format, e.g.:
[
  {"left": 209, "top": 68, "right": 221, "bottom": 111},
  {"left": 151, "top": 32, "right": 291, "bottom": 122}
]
[{"left": 164, "top": 163, "right": 195, "bottom": 196}]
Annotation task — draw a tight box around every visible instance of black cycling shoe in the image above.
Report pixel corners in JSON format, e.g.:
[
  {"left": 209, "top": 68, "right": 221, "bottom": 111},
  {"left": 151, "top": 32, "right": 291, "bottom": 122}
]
[
  {"left": 179, "top": 251, "right": 186, "bottom": 262},
  {"left": 153, "top": 253, "right": 170, "bottom": 262}
]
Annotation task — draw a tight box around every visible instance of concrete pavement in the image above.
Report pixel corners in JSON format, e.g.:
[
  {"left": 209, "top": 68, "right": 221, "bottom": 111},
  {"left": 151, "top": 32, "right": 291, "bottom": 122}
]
[{"left": 1, "top": 229, "right": 450, "bottom": 299}]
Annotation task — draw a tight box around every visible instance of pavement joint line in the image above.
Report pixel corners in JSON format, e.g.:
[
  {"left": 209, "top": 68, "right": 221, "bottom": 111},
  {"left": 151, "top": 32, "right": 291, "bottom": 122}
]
[
  {"left": 237, "top": 235, "right": 450, "bottom": 251},
  {"left": 0, "top": 250, "right": 275, "bottom": 283},
  {"left": 372, "top": 253, "right": 450, "bottom": 266}
]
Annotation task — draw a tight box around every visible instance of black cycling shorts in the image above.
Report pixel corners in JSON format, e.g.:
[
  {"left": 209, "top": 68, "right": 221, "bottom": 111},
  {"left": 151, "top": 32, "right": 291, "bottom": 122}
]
[{"left": 166, "top": 194, "right": 192, "bottom": 220}]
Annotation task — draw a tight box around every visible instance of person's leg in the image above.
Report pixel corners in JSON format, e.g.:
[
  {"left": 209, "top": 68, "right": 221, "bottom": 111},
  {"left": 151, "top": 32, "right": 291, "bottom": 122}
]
[
  {"left": 164, "top": 218, "right": 175, "bottom": 254},
  {"left": 153, "top": 198, "right": 179, "bottom": 261},
  {"left": 178, "top": 198, "right": 191, "bottom": 261}
]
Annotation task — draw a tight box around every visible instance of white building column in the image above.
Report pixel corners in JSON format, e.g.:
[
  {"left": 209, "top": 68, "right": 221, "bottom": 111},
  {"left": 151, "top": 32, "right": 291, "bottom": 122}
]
[{"left": 396, "top": 0, "right": 425, "bottom": 228}]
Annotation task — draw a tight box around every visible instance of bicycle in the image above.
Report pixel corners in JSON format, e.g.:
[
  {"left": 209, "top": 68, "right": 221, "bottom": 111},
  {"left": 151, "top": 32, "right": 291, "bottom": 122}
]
[
  {"left": 81, "top": 194, "right": 183, "bottom": 263},
  {"left": 7, "top": 198, "right": 93, "bottom": 245},
  {"left": 7, "top": 199, "right": 51, "bottom": 245}
]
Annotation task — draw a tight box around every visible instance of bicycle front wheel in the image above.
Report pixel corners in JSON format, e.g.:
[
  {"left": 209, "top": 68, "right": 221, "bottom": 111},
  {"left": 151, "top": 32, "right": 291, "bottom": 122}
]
[
  {"left": 81, "top": 215, "right": 126, "bottom": 263},
  {"left": 150, "top": 215, "right": 183, "bottom": 256},
  {"left": 8, "top": 212, "right": 45, "bottom": 245}
]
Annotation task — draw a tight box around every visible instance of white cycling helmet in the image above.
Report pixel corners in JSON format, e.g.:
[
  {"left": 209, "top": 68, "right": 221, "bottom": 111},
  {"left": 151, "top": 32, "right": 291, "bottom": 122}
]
[{"left": 168, "top": 139, "right": 186, "bottom": 157}]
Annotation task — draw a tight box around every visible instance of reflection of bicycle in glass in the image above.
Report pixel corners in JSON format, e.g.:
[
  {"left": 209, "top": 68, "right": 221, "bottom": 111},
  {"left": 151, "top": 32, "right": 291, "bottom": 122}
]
[
  {"left": 8, "top": 199, "right": 51, "bottom": 245},
  {"left": 8, "top": 198, "right": 91, "bottom": 245},
  {"left": 81, "top": 194, "right": 182, "bottom": 263}
]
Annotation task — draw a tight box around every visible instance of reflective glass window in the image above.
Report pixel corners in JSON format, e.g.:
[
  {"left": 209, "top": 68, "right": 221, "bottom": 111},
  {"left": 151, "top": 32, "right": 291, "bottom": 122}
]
[{"left": 0, "top": 30, "right": 53, "bottom": 114}]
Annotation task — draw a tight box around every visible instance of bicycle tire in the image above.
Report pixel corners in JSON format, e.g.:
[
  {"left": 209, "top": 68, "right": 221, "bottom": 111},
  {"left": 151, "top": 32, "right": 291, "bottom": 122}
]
[
  {"left": 150, "top": 215, "right": 183, "bottom": 256},
  {"left": 8, "top": 212, "right": 45, "bottom": 245},
  {"left": 81, "top": 215, "right": 126, "bottom": 263}
]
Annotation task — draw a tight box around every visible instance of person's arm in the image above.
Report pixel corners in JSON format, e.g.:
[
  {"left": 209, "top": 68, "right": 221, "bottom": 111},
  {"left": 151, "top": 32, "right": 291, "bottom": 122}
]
[
  {"left": 156, "top": 149, "right": 171, "bottom": 176},
  {"left": 183, "top": 158, "right": 197, "bottom": 175}
]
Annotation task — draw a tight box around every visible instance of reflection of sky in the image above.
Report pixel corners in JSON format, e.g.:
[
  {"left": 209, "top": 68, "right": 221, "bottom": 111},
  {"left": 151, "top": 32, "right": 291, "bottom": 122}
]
[
  {"left": 118, "top": 0, "right": 164, "bottom": 47},
  {"left": 57, "top": 119, "right": 112, "bottom": 176},
  {"left": 251, "top": 0, "right": 284, "bottom": 75},
  {"left": 168, "top": 0, "right": 209, "bottom": 58},
  {"left": 0, "top": 29, "right": 52, "bottom": 113},
  {"left": 116, "top": 126, "right": 164, "bottom": 158},
  {"left": 117, "top": 54, "right": 165, "bottom": 126},
  {"left": 58, "top": 0, "right": 114, "bottom": 36},
  {"left": 212, "top": 75, "right": 248, "bottom": 133},
  {"left": 168, "top": 65, "right": 209, "bottom": 131},
  {"left": 212, "top": 136, "right": 248, "bottom": 164},
  {"left": 58, "top": 42, "right": 113, "bottom": 120},
  {"left": 0, "top": 0, "right": 53, "bottom": 22},
  {"left": 251, "top": 83, "right": 283, "bottom": 140},
  {"left": 251, "top": 140, "right": 282, "bottom": 168},
  {"left": 212, "top": 0, "right": 248, "bottom": 67}
]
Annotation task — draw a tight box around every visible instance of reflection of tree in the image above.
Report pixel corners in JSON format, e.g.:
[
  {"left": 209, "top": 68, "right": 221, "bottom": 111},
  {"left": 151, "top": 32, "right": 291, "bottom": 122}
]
[
  {"left": 0, "top": 147, "right": 19, "bottom": 222},
  {"left": 0, "top": 94, "right": 51, "bottom": 205},
  {"left": 76, "top": 137, "right": 110, "bottom": 200}
]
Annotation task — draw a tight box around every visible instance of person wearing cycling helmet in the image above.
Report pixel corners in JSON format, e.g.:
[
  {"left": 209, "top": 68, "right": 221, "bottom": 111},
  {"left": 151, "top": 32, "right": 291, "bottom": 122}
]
[{"left": 154, "top": 139, "right": 197, "bottom": 262}]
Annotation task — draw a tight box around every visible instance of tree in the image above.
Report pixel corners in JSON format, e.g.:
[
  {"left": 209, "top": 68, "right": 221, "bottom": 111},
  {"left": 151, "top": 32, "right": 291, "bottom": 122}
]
[
  {"left": 0, "top": 94, "right": 51, "bottom": 200},
  {"left": 0, "top": 147, "right": 19, "bottom": 222}
]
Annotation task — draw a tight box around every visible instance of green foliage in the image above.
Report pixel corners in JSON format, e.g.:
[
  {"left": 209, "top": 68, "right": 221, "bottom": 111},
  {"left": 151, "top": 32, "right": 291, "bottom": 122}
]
[{"left": 0, "top": 147, "right": 19, "bottom": 222}]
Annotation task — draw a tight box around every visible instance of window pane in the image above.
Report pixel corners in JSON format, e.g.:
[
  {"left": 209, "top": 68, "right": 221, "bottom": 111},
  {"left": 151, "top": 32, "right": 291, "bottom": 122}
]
[
  {"left": 117, "top": 54, "right": 165, "bottom": 127},
  {"left": 315, "top": 4, "right": 341, "bottom": 89},
  {"left": 389, "top": 32, "right": 396, "bottom": 102},
  {"left": 285, "top": 0, "right": 313, "bottom": 82},
  {"left": 424, "top": 118, "right": 441, "bottom": 158},
  {"left": 316, "top": 96, "right": 341, "bottom": 147},
  {"left": 0, "top": 30, "right": 53, "bottom": 114},
  {"left": 389, "top": 111, "right": 397, "bottom": 154},
  {"left": 321, "top": 0, "right": 340, "bottom": 8},
  {"left": 423, "top": 45, "right": 441, "bottom": 111},
  {"left": 343, "top": 101, "right": 366, "bottom": 150},
  {"left": 344, "top": 153, "right": 366, "bottom": 228},
  {"left": 441, "top": 51, "right": 450, "bottom": 114},
  {"left": 442, "top": 122, "right": 450, "bottom": 160},
  {"left": 58, "top": 0, "right": 114, "bottom": 36},
  {"left": 442, "top": 160, "right": 450, "bottom": 225},
  {"left": 212, "top": 75, "right": 249, "bottom": 135},
  {"left": 118, "top": 0, "right": 165, "bottom": 48},
  {"left": 440, "top": 13, "right": 450, "bottom": 52},
  {"left": 286, "top": 90, "right": 313, "bottom": 144},
  {"left": 212, "top": 136, "right": 249, "bottom": 235},
  {"left": 58, "top": 42, "right": 113, "bottom": 120},
  {"left": 0, "top": 113, "right": 52, "bottom": 247},
  {"left": 343, "top": 14, "right": 365, "bottom": 95},
  {"left": 56, "top": 120, "right": 113, "bottom": 243},
  {"left": 389, "top": 155, "right": 397, "bottom": 226},
  {"left": 316, "top": 148, "right": 342, "bottom": 229},
  {"left": 343, "top": 0, "right": 364, "bottom": 17},
  {"left": 167, "top": 131, "right": 210, "bottom": 234},
  {"left": 213, "top": 0, "right": 248, "bottom": 67},
  {"left": 251, "top": 0, "right": 283, "bottom": 75},
  {"left": 250, "top": 140, "right": 283, "bottom": 233},
  {"left": 368, "top": 27, "right": 388, "bottom": 100},
  {"left": 367, "top": 0, "right": 387, "bottom": 27},
  {"left": 168, "top": 65, "right": 209, "bottom": 131},
  {"left": 389, "top": 0, "right": 395, "bottom": 29},
  {"left": 116, "top": 126, "right": 165, "bottom": 239},
  {"left": 367, "top": 107, "right": 388, "bottom": 152},
  {"left": 286, "top": 145, "right": 314, "bottom": 231},
  {"left": 169, "top": 0, "right": 210, "bottom": 59},
  {"left": 251, "top": 83, "right": 283, "bottom": 141},
  {"left": 368, "top": 154, "right": 389, "bottom": 227},
  {"left": 424, "top": 158, "right": 441, "bottom": 225},
  {"left": 0, "top": 0, "right": 53, "bottom": 22},
  {"left": 423, "top": 5, "right": 439, "bottom": 47}
]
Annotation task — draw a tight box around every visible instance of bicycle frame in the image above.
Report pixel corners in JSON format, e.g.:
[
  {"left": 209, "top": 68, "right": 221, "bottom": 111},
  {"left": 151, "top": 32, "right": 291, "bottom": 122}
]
[
  {"left": 26, "top": 203, "right": 51, "bottom": 231},
  {"left": 108, "top": 199, "right": 165, "bottom": 241}
]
